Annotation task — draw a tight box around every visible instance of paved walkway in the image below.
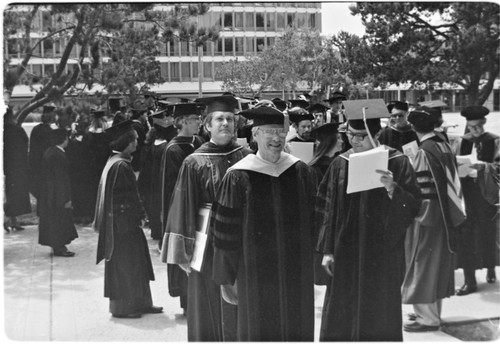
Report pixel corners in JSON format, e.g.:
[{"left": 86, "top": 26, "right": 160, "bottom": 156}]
[{"left": 3, "top": 224, "right": 500, "bottom": 342}]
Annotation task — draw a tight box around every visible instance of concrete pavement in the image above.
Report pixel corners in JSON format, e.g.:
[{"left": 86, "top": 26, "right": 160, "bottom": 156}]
[{"left": 3, "top": 223, "right": 500, "bottom": 342}]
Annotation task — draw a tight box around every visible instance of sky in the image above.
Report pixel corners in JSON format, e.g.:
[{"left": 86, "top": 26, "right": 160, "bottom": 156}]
[{"left": 321, "top": 2, "right": 366, "bottom": 36}]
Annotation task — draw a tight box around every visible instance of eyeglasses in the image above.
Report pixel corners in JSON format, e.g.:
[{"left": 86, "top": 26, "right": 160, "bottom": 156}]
[
  {"left": 345, "top": 131, "right": 368, "bottom": 141},
  {"left": 187, "top": 115, "right": 201, "bottom": 121},
  {"left": 257, "top": 128, "right": 287, "bottom": 138},
  {"left": 467, "top": 124, "right": 484, "bottom": 130},
  {"left": 390, "top": 114, "right": 405, "bottom": 119}
]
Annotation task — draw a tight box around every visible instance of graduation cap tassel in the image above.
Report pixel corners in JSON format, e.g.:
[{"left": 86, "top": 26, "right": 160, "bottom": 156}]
[{"left": 362, "top": 107, "right": 378, "bottom": 148}]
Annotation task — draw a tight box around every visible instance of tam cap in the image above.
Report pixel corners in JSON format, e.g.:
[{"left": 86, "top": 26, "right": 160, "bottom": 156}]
[
  {"left": 288, "top": 107, "right": 314, "bottom": 124},
  {"left": 239, "top": 106, "right": 284, "bottom": 126},
  {"left": 288, "top": 99, "right": 309, "bottom": 109},
  {"left": 342, "top": 99, "right": 389, "bottom": 132},
  {"left": 325, "top": 91, "right": 347, "bottom": 103},
  {"left": 167, "top": 103, "right": 204, "bottom": 118},
  {"left": 91, "top": 108, "right": 106, "bottom": 119},
  {"left": 105, "top": 119, "right": 134, "bottom": 140},
  {"left": 311, "top": 122, "right": 339, "bottom": 140},
  {"left": 195, "top": 95, "right": 239, "bottom": 114},
  {"left": 309, "top": 103, "right": 330, "bottom": 113},
  {"left": 461, "top": 105, "right": 489, "bottom": 121},
  {"left": 407, "top": 108, "right": 439, "bottom": 132}
]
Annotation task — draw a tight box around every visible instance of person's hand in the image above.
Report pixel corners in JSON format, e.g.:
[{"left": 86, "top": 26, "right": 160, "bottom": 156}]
[
  {"left": 375, "top": 169, "right": 396, "bottom": 193},
  {"left": 322, "top": 254, "right": 334, "bottom": 276},
  {"left": 179, "top": 263, "right": 192, "bottom": 275},
  {"left": 64, "top": 201, "right": 73, "bottom": 209},
  {"left": 470, "top": 162, "right": 486, "bottom": 171}
]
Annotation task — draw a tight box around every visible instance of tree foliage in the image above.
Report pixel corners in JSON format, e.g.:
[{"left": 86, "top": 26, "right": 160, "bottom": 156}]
[
  {"left": 4, "top": 3, "right": 219, "bottom": 123},
  {"left": 349, "top": 2, "right": 500, "bottom": 105}
]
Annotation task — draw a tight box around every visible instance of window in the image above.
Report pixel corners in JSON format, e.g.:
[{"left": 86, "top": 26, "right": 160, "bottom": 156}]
[
  {"left": 44, "top": 64, "right": 54, "bottom": 77},
  {"left": 43, "top": 38, "right": 53, "bottom": 58},
  {"left": 276, "top": 13, "right": 286, "bottom": 31},
  {"left": 224, "top": 12, "right": 233, "bottom": 30},
  {"left": 202, "top": 41, "right": 211, "bottom": 56},
  {"left": 234, "top": 12, "right": 244, "bottom": 30},
  {"left": 181, "top": 62, "right": 191, "bottom": 81},
  {"left": 215, "top": 38, "right": 223, "bottom": 56},
  {"left": 41, "top": 11, "right": 52, "bottom": 31},
  {"left": 212, "top": 11, "right": 223, "bottom": 27},
  {"left": 266, "top": 37, "right": 275, "bottom": 48},
  {"left": 54, "top": 38, "right": 61, "bottom": 57},
  {"left": 32, "top": 64, "right": 42, "bottom": 80},
  {"left": 256, "top": 37, "right": 265, "bottom": 52},
  {"left": 224, "top": 37, "right": 234, "bottom": 56},
  {"left": 246, "top": 37, "right": 255, "bottom": 54},
  {"left": 31, "top": 38, "right": 41, "bottom": 57},
  {"left": 266, "top": 12, "right": 275, "bottom": 31},
  {"left": 180, "top": 41, "right": 189, "bottom": 56},
  {"left": 287, "top": 13, "right": 295, "bottom": 28},
  {"left": 235, "top": 37, "right": 244, "bottom": 56},
  {"left": 245, "top": 12, "right": 255, "bottom": 30},
  {"left": 296, "top": 13, "right": 306, "bottom": 28},
  {"left": 170, "top": 62, "right": 180, "bottom": 81},
  {"left": 160, "top": 62, "right": 168, "bottom": 78},
  {"left": 309, "top": 14, "right": 317, "bottom": 29},
  {"left": 7, "top": 38, "right": 19, "bottom": 58},
  {"left": 203, "top": 61, "right": 213, "bottom": 80},
  {"left": 214, "top": 62, "right": 223, "bottom": 81},
  {"left": 256, "top": 12, "right": 265, "bottom": 31},
  {"left": 192, "top": 62, "right": 199, "bottom": 80}
]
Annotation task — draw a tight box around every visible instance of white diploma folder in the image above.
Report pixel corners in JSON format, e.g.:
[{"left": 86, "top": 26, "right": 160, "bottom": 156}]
[
  {"left": 190, "top": 204, "right": 212, "bottom": 272},
  {"left": 402, "top": 140, "right": 419, "bottom": 164},
  {"left": 289, "top": 141, "right": 314, "bottom": 163},
  {"left": 456, "top": 152, "right": 478, "bottom": 178},
  {"left": 346, "top": 146, "right": 389, "bottom": 194}
]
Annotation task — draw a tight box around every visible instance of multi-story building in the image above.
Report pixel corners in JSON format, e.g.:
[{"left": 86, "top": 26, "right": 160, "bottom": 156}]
[{"left": 5, "top": 3, "right": 322, "bottom": 107}]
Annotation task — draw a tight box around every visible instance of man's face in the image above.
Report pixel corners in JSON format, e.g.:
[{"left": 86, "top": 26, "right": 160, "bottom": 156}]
[
  {"left": 296, "top": 120, "right": 312, "bottom": 139},
  {"left": 330, "top": 101, "right": 343, "bottom": 114},
  {"left": 466, "top": 119, "right": 486, "bottom": 138},
  {"left": 390, "top": 109, "right": 408, "bottom": 128},
  {"left": 185, "top": 114, "right": 201, "bottom": 135},
  {"left": 346, "top": 125, "right": 375, "bottom": 153},
  {"left": 253, "top": 124, "right": 287, "bottom": 159},
  {"left": 206, "top": 111, "right": 235, "bottom": 145},
  {"left": 126, "top": 132, "right": 138, "bottom": 154}
]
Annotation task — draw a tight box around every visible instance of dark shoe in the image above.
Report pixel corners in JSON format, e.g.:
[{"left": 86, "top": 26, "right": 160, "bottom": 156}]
[
  {"left": 404, "top": 322, "right": 439, "bottom": 332},
  {"left": 407, "top": 312, "right": 417, "bottom": 321},
  {"left": 455, "top": 283, "right": 477, "bottom": 296},
  {"left": 142, "top": 306, "right": 163, "bottom": 314},
  {"left": 53, "top": 250, "right": 75, "bottom": 257},
  {"left": 487, "top": 269, "right": 496, "bottom": 283},
  {"left": 112, "top": 313, "right": 142, "bottom": 319},
  {"left": 12, "top": 225, "right": 25, "bottom": 231}
]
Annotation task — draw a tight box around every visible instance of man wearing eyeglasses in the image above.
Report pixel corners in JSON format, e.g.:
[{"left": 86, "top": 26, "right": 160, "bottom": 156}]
[
  {"left": 452, "top": 105, "right": 500, "bottom": 296},
  {"left": 378, "top": 101, "right": 418, "bottom": 152},
  {"left": 316, "top": 99, "right": 421, "bottom": 341},
  {"left": 286, "top": 106, "right": 316, "bottom": 143},
  {"left": 209, "top": 105, "right": 316, "bottom": 341}
]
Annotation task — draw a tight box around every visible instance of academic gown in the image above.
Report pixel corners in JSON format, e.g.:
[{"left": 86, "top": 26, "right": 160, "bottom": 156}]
[
  {"left": 28, "top": 123, "right": 54, "bottom": 200},
  {"left": 66, "top": 137, "right": 94, "bottom": 219},
  {"left": 402, "top": 135, "right": 465, "bottom": 304},
  {"left": 315, "top": 147, "right": 421, "bottom": 341},
  {"left": 4, "top": 122, "right": 31, "bottom": 217},
  {"left": 94, "top": 154, "right": 155, "bottom": 314},
  {"left": 210, "top": 153, "right": 316, "bottom": 341},
  {"left": 378, "top": 125, "right": 418, "bottom": 152},
  {"left": 38, "top": 146, "right": 78, "bottom": 249},
  {"left": 452, "top": 132, "right": 500, "bottom": 271},
  {"left": 161, "top": 141, "right": 250, "bottom": 342}
]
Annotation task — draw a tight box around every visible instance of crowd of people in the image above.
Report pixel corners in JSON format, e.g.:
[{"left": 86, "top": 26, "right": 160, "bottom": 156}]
[{"left": 3, "top": 90, "right": 499, "bottom": 340}]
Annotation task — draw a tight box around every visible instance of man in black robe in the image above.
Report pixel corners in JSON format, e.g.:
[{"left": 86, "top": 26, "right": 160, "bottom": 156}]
[
  {"left": 316, "top": 99, "right": 421, "bottom": 341},
  {"left": 29, "top": 104, "right": 56, "bottom": 202},
  {"left": 378, "top": 100, "right": 418, "bottom": 152},
  {"left": 4, "top": 107, "right": 31, "bottom": 231},
  {"left": 161, "top": 95, "right": 251, "bottom": 341},
  {"left": 453, "top": 105, "right": 500, "bottom": 295},
  {"left": 210, "top": 106, "right": 316, "bottom": 341},
  {"left": 94, "top": 120, "right": 163, "bottom": 318},
  {"left": 38, "top": 129, "right": 78, "bottom": 257},
  {"left": 286, "top": 107, "right": 316, "bottom": 143}
]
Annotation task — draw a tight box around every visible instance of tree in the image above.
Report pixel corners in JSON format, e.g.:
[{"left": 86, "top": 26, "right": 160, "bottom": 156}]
[
  {"left": 350, "top": 2, "right": 500, "bottom": 105},
  {"left": 4, "top": 3, "right": 218, "bottom": 124}
]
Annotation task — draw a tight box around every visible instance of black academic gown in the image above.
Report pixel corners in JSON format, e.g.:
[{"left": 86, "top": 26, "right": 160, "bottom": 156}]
[
  {"left": 28, "top": 123, "right": 54, "bottom": 200},
  {"left": 95, "top": 154, "right": 155, "bottom": 315},
  {"left": 162, "top": 142, "right": 251, "bottom": 342},
  {"left": 210, "top": 156, "right": 316, "bottom": 341},
  {"left": 315, "top": 147, "right": 421, "bottom": 341},
  {"left": 38, "top": 146, "right": 78, "bottom": 249},
  {"left": 378, "top": 124, "right": 418, "bottom": 152},
  {"left": 66, "top": 137, "right": 94, "bottom": 219},
  {"left": 4, "top": 122, "right": 31, "bottom": 217}
]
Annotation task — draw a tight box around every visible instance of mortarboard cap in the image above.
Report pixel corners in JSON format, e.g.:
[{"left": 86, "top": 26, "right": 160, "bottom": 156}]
[
  {"left": 391, "top": 101, "right": 409, "bottom": 112},
  {"left": 239, "top": 105, "right": 284, "bottom": 126},
  {"left": 342, "top": 99, "right": 389, "bottom": 132},
  {"left": 288, "top": 107, "right": 314, "bottom": 124},
  {"left": 272, "top": 98, "right": 289, "bottom": 112},
  {"left": 288, "top": 99, "right": 310, "bottom": 109},
  {"left": 105, "top": 119, "right": 134, "bottom": 140},
  {"left": 309, "top": 103, "right": 330, "bottom": 113},
  {"left": 157, "top": 100, "right": 171, "bottom": 109},
  {"left": 386, "top": 102, "right": 395, "bottom": 113},
  {"left": 418, "top": 100, "right": 447, "bottom": 108},
  {"left": 310, "top": 122, "right": 339, "bottom": 140},
  {"left": 108, "top": 96, "right": 124, "bottom": 113},
  {"left": 195, "top": 95, "right": 239, "bottom": 114},
  {"left": 325, "top": 91, "right": 347, "bottom": 103},
  {"left": 168, "top": 103, "right": 204, "bottom": 118},
  {"left": 91, "top": 108, "right": 106, "bottom": 119},
  {"left": 460, "top": 105, "right": 489, "bottom": 121},
  {"left": 148, "top": 108, "right": 167, "bottom": 119}
]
